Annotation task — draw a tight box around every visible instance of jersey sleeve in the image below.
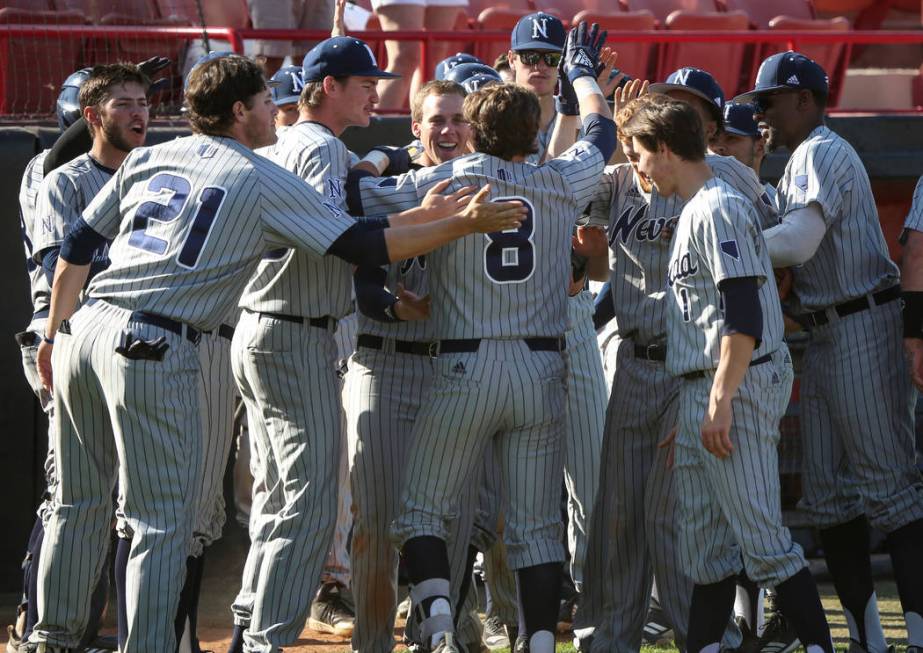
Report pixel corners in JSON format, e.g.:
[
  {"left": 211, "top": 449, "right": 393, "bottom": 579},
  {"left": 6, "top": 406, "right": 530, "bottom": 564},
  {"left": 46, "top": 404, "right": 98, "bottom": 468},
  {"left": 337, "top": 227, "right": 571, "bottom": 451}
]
[
  {"left": 355, "top": 168, "right": 425, "bottom": 216},
  {"left": 258, "top": 166, "right": 356, "bottom": 258},
  {"left": 545, "top": 140, "right": 606, "bottom": 210},
  {"left": 31, "top": 170, "right": 83, "bottom": 260},
  {"left": 585, "top": 165, "right": 616, "bottom": 228},
  {"left": 695, "top": 191, "right": 767, "bottom": 286},
  {"left": 903, "top": 176, "right": 923, "bottom": 234},
  {"left": 780, "top": 137, "right": 848, "bottom": 226},
  {"left": 295, "top": 137, "right": 350, "bottom": 210},
  {"left": 708, "top": 154, "right": 779, "bottom": 230},
  {"left": 80, "top": 168, "right": 125, "bottom": 241}
]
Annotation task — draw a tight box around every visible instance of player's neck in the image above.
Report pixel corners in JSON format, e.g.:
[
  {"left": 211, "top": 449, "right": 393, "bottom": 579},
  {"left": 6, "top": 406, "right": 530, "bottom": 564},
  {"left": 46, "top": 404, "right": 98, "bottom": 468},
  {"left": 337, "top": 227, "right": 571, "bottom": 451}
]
[
  {"left": 787, "top": 117, "right": 824, "bottom": 152},
  {"left": 90, "top": 139, "right": 129, "bottom": 170},
  {"left": 539, "top": 95, "right": 555, "bottom": 131},
  {"left": 675, "top": 160, "right": 714, "bottom": 202},
  {"left": 301, "top": 107, "right": 344, "bottom": 137}
]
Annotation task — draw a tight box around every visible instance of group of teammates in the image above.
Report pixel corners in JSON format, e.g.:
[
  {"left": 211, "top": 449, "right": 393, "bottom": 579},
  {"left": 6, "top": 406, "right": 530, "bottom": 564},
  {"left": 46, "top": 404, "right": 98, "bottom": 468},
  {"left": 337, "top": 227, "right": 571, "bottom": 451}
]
[{"left": 9, "top": 7, "right": 923, "bottom": 653}]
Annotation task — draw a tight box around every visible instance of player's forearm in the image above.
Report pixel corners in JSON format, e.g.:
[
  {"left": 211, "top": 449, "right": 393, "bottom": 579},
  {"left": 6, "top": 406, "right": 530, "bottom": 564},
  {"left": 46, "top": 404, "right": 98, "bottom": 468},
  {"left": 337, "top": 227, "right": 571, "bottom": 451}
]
[
  {"left": 546, "top": 114, "right": 581, "bottom": 160},
  {"left": 710, "top": 332, "right": 756, "bottom": 407},
  {"left": 383, "top": 216, "right": 469, "bottom": 262},
  {"left": 764, "top": 204, "right": 825, "bottom": 267},
  {"left": 573, "top": 77, "right": 612, "bottom": 122},
  {"left": 45, "top": 258, "right": 90, "bottom": 340},
  {"left": 388, "top": 205, "right": 436, "bottom": 226},
  {"left": 586, "top": 252, "right": 609, "bottom": 282}
]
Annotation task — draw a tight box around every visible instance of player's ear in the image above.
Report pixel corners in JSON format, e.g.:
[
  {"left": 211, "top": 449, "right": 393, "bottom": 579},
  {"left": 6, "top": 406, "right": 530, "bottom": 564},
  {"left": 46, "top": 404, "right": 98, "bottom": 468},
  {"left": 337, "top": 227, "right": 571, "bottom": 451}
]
[
  {"left": 411, "top": 120, "right": 421, "bottom": 138},
  {"left": 322, "top": 75, "right": 340, "bottom": 97},
  {"left": 83, "top": 104, "right": 100, "bottom": 130},
  {"left": 231, "top": 99, "right": 247, "bottom": 123}
]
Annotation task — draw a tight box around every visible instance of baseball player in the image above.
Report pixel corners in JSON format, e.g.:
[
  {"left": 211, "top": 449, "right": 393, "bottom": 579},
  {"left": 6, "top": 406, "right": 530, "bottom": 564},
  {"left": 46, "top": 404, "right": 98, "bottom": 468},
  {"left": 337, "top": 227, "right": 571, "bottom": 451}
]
[
  {"left": 435, "top": 53, "right": 483, "bottom": 81},
  {"left": 269, "top": 64, "right": 304, "bottom": 128},
  {"left": 902, "top": 176, "right": 923, "bottom": 393},
  {"left": 623, "top": 95, "right": 834, "bottom": 653},
  {"left": 649, "top": 67, "right": 724, "bottom": 145},
  {"left": 28, "top": 54, "right": 523, "bottom": 653},
  {"left": 348, "top": 23, "right": 616, "bottom": 653},
  {"left": 740, "top": 51, "right": 923, "bottom": 653},
  {"left": 443, "top": 63, "right": 503, "bottom": 94},
  {"left": 711, "top": 102, "right": 771, "bottom": 197}
]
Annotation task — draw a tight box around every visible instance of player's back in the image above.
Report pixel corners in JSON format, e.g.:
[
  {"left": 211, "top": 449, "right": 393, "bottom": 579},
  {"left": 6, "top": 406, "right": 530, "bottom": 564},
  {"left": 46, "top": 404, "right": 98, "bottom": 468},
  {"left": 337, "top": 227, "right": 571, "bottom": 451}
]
[{"left": 87, "top": 135, "right": 352, "bottom": 331}]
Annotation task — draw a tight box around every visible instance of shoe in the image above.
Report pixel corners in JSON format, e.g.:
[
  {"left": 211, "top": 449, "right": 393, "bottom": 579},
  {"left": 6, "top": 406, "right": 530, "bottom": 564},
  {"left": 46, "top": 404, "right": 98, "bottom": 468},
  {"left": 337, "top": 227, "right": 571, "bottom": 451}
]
[
  {"left": 513, "top": 634, "right": 527, "bottom": 653},
  {"left": 308, "top": 582, "right": 355, "bottom": 639},
  {"left": 481, "top": 616, "right": 510, "bottom": 650},
  {"left": 756, "top": 600, "right": 800, "bottom": 653},
  {"left": 432, "top": 632, "right": 462, "bottom": 653},
  {"left": 642, "top": 600, "right": 674, "bottom": 646},
  {"left": 574, "top": 632, "right": 594, "bottom": 651},
  {"left": 557, "top": 594, "right": 577, "bottom": 633},
  {"left": 7, "top": 624, "right": 23, "bottom": 653},
  {"left": 398, "top": 595, "right": 412, "bottom": 619}
]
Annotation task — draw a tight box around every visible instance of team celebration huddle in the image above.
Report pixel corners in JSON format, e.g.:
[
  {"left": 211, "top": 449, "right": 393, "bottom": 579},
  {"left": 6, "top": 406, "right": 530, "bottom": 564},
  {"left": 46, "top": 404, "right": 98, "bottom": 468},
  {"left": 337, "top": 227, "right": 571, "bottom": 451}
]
[{"left": 9, "top": 3, "right": 923, "bottom": 653}]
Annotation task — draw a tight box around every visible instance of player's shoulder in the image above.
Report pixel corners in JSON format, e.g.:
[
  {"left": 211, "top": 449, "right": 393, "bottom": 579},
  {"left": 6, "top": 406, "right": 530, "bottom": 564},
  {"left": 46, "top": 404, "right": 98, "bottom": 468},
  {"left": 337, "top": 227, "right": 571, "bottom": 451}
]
[
  {"left": 794, "top": 124, "right": 854, "bottom": 162},
  {"left": 914, "top": 175, "right": 923, "bottom": 200},
  {"left": 705, "top": 152, "right": 753, "bottom": 180},
  {"left": 21, "top": 149, "right": 49, "bottom": 190},
  {"left": 698, "top": 176, "right": 752, "bottom": 214},
  {"left": 281, "top": 120, "right": 345, "bottom": 151},
  {"left": 41, "top": 152, "right": 94, "bottom": 191}
]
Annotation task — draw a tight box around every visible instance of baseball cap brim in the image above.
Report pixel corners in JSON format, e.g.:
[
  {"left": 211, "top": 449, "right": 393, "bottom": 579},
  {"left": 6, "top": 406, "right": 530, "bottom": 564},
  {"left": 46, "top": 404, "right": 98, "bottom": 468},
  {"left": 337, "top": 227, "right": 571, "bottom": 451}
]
[
  {"left": 732, "top": 84, "right": 790, "bottom": 104},
  {"left": 512, "top": 42, "right": 563, "bottom": 53},
  {"left": 273, "top": 94, "right": 300, "bottom": 105},
  {"left": 648, "top": 82, "right": 714, "bottom": 106},
  {"left": 724, "top": 125, "right": 759, "bottom": 137},
  {"left": 302, "top": 67, "right": 400, "bottom": 82}
]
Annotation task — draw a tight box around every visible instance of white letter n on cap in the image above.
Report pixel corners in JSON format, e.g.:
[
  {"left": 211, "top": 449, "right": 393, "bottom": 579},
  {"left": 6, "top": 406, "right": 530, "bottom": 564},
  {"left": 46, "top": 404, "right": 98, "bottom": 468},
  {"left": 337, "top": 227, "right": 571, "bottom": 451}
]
[{"left": 531, "top": 18, "right": 548, "bottom": 39}]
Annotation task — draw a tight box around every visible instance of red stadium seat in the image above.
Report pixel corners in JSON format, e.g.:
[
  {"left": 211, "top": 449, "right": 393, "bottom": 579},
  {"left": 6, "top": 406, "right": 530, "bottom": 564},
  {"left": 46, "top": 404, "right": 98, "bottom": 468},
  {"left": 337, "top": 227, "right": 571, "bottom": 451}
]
[
  {"left": 0, "top": 7, "right": 86, "bottom": 115},
  {"left": 573, "top": 9, "right": 658, "bottom": 80},
  {"left": 621, "top": 0, "right": 719, "bottom": 22},
  {"left": 812, "top": 0, "right": 872, "bottom": 10},
  {"left": 0, "top": 0, "right": 53, "bottom": 8},
  {"left": 475, "top": 7, "right": 530, "bottom": 64},
  {"left": 717, "top": 0, "right": 814, "bottom": 28},
  {"left": 468, "top": 0, "right": 532, "bottom": 21},
  {"left": 533, "top": 0, "right": 585, "bottom": 24},
  {"left": 766, "top": 15, "right": 850, "bottom": 105},
  {"left": 658, "top": 10, "right": 749, "bottom": 97}
]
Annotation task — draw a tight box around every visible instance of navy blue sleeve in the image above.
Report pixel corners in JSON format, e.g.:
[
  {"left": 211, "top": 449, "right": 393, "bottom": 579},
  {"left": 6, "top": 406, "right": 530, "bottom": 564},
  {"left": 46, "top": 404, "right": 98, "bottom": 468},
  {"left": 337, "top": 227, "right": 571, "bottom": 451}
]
[
  {"left": 41, "top": 248, "right": 60, "bottom": 286},
  {"left": 581, "top": 113, "right": 617, "bottom": 163},
  {"left": 357, "top": 216, "right": 391, "bottom": 230},
  {"left": 346, "top": 169, "right": 374, "bottom": 216},
  {"left": 326, "top": 222, "right": 390, "bottom": 266},
  {"left": 718, "top": 276, "right": 762, "bottom": 346},
  {"left": 354, "top": 266, "right": 401, "bottom": 323},
  {"left": 593, "top": 281, "right": 615, "bottom": 330},
  {"left": 60, "top": 218, "right": 108, "bottom": 265}
]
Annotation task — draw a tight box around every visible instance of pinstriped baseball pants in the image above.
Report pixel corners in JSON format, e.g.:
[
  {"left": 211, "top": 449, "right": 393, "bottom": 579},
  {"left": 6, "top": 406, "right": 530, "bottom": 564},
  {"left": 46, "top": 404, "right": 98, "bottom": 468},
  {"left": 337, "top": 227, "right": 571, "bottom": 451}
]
[
  {"left": 230, "top": 310, "right": 341, "bottom": 652},
  {"left": 32, "top": 300, "right": 200, "bottom": 652},
  {"left": 674, "top": 347, "right": 806, "bottom": 587},
  {"left": 19, "top": 318, "right": 56, "bottom": 524}
]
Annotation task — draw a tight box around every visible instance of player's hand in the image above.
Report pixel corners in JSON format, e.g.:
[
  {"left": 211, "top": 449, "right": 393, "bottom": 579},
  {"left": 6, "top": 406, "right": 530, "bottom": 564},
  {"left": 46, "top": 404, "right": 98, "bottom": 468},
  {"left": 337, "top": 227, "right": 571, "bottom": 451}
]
[
  {"left": 393, "top": 283, "right": 431, "bottom": 321},
  {"left": 774, "top": 267, "right": 793, "bottom": 300},
  {"left": 597, "top": 48, "right": 624, "bottom": 99},
  {"left": 137, "top": 56, "right": 170, "bottom": 77},
  {"left": 613, "top": 78, "right": 648, "bottom": 118},
  {"left": 701, "top": 398, "right": 734, "bottom": 459},
  {"left": 904, "top": 337, "right": 923, "bottom": 391},
  {"left": 562, "top": 21, "right": 607, "bottom": 84},
  {"left": 461, "top": 185, "right": 526, "bottom": 234},
  {"left": 658, "top": 426, "right": 677, "bottom": 470},
  {"left": 572, "top": 225, "right": 608, "bottom": 258},
  {"left": 331, "top": 0, "right": 347, "bottom": 36},
  {"left": 37, "top": 339, "right": 54, "bottom": 393},
  {"left": 421, "top": 179, "right": 476, "bottom": 220}
]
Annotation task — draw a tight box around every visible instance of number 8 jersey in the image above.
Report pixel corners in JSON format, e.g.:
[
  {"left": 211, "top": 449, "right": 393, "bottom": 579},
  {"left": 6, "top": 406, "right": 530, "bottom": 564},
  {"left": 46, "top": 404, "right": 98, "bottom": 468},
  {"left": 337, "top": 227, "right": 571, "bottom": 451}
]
[{"left": 351, "top": 140, "right": 605, "bottom": 339}]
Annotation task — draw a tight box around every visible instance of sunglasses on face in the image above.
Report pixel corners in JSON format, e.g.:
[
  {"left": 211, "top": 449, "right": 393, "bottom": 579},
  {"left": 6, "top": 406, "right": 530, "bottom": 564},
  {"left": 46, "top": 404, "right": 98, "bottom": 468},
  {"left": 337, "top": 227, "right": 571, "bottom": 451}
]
[
  {"left": 516, "top": 51, "right": 562, "bottom": 67},
  {"left": 753, "top": 89, "right": 797, "bottom": 113}
]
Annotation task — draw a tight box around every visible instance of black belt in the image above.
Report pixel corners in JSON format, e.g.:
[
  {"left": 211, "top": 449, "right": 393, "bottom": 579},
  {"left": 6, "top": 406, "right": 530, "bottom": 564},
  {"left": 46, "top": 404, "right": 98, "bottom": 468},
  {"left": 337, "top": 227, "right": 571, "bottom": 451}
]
[
  {"left": 357, "top": 333, "right": 433, "bottom": 356},
  {"left": 439, "top": 337, "right": 566, "bottom": 354},
  {"left": 130, "top": 310, "right": 201, "bottom": 344},
  {"left": 258, "top": 311, "right": 336, "bottom": 331},
  {"left": 634, "top": 342, "right": 666, "bottom": 362},
  {"left": 803, "top": 285, "right": 900, "bottom": 328},
  {"left": 204, "top": 324, "right": 236, "bottom": 341},
  {"left": 682, "top": 352, "right": 773, "bottom": 380}
]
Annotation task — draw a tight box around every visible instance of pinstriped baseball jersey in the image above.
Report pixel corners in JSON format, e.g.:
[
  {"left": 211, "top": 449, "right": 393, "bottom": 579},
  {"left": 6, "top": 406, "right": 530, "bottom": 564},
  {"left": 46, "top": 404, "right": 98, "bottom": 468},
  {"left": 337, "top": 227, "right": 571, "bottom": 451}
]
[
  {"left": 32, "top": 153, "right": 113, "bottom": 265},
  {"left": 356, "top": 142, "right": 605, "bottom": 338},
  {"left": 777, "top": 125, "right": 899, "bottom": 310},
  {"left": 356, "top": 255, "right": 434, "bottom": 341},
  {"left": 240, "top": 120, "right": 354, "bottom": 318},
  {"left": 19, "top": 150, "right": 50, "bottom": 315},
  {"left": 666, "top": 177, "right": 783, "bottom": 376},
  {"left": 83, "top": 135, "right": 355, "bottom": 331},
  {"left": 589, "top": 155, "right": 777, "bottom": 345},
  {"left": 902, "top": 176, "right": 923, "bottom": 234}
]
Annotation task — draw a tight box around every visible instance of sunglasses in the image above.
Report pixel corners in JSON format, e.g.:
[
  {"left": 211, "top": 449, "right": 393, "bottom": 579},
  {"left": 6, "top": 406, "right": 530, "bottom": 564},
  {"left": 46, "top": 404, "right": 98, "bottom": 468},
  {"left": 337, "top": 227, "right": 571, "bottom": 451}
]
[
  {"left": 516, "top": 50, "right": 562, "bottom": 67},
  {"left": 753, "top": 89, "right": 798, "bottom": 113}
]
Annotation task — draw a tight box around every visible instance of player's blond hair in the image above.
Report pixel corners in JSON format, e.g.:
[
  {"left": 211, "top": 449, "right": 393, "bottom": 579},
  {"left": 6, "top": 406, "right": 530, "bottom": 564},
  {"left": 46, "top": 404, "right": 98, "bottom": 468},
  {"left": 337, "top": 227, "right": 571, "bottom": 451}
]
[
  {"left": 411, "top": 80, "right": 466, "bottom": 123},
  {"left": 463, "top": 84, "right": 539, "bottom": 160},
  {"left": 621, "top": 98, "right": 706, "bottom": 162},
  {"left": 616, "top": 93, "right": 670, "bottom": 139}
]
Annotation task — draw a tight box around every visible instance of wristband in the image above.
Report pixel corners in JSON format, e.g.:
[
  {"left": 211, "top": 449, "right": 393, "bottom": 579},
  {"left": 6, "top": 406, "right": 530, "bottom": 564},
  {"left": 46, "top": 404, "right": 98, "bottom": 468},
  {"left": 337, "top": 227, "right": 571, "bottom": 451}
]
[
  {"left": 573, "top": 76, "right": 603, "bottom": 100},
  {"left": 902, "top": 291, "right": 923, "bottom": 338},
  {"left": 43, "top": 334, "right": 55, "bottom": 345},
  {"left": 359, "top": 149, "right": 390, "bottom": 175}
]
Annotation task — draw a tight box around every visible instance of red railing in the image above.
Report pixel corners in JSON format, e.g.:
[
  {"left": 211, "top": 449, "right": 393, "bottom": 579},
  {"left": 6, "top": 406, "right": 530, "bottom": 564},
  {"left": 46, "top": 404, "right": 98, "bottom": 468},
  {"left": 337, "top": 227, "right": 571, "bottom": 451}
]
[{"left": 1, "top": 24, "right": 921, "bottom": 117}]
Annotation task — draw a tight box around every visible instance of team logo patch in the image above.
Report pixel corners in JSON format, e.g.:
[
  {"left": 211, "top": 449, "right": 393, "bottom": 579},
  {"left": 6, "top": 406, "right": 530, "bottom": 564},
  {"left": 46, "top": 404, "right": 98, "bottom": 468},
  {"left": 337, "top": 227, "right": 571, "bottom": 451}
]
[
  {"left": 720, "top": 239, "right": 740, "bottom": 261},
  {"left": 786, "top": 75, "right": 799, "bottom": 85},
  {"left": 376, "top": 177, "right": 397, "bottom": 188},
  {"left": 327, "top": 177, "right": 343, "bottom": 200},
  {"left": 794, "top": 175, "right": 809, "bottom": 191}
]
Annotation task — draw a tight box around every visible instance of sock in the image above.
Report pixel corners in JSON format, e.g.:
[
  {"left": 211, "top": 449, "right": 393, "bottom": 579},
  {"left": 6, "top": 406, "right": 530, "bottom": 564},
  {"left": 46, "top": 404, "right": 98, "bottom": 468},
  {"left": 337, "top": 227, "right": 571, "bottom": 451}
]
[
  {"left": 454, "top": 544, "right": 479, "bottom": 625},
  {"left": 228, "top": 623, "right": 245, "bottom": 653},
  {"left": 886, "top": 518, "right": 923, "bottom": 646},
  {"left": 773, "top": 567, "right": 833, "bottom": 653},
  {"left": 734, "top": 573, "right": 762, "bottom": 633},
  {"left": 23, "top": 518, "right": 44, "bottom": 640},
  {"left": 819, "top": 517, "right": 884, "bottom": 650},
  {"left": 188, "top": 552, "right": 206, "bottom": 652},
  {"left": 174, "top": 556, "right": 201, "bottom": 651},
  {"left": 403, "top": 536, "right": 453, "bottom": 648},
  {"left": 516, "top": 562, "right": 562, "bottom": 642},
  {"left": 686, "top": 576, "right": 736, "bottom": 653},
  {"left": 115, "top": 537, "right": 130, "bottom": 651}
]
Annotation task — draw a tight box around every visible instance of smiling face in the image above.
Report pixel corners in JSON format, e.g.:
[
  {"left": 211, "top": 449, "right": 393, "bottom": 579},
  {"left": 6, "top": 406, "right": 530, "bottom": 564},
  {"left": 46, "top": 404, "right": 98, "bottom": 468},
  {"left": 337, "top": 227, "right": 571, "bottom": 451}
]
[
  {"left": 620, "top": 135, "right": 653, "bottom": 193},
  {"left": 88, "top": 81, "right": 150, "bottom": 152},
  {"left": 332, "top": 75, "right": 380, "bottom": 128},
  {"left": 633, "top": 136, "right": 677, "bottom": 197},
  {"left": 412, "top": 91, "right": 471, "bottom": 165},
  {"left": 752, "top": 89, "right": 803, "bottom": 152},
  {"left": 711, "top": 131, "right": 761, "bottom": 171},
  {"left": 509, "top": 49, "right": 559, "bottom": 98}
]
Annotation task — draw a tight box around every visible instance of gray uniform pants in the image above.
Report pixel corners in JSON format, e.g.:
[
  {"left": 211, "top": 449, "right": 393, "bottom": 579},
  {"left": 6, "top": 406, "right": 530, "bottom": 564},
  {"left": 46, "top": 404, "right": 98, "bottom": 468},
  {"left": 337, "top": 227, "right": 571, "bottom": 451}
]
[
  {"left": 230, "top": 311, "right": 341, "bottom": 652},
  {"left": 32, "top": 300, "right": 200, "bottom": 652}
]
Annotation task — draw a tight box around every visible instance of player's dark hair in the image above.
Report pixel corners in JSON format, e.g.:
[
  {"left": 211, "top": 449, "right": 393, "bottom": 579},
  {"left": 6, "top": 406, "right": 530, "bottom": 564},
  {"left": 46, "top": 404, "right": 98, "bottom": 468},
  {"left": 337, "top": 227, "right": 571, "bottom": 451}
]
[
  {"left": 463, "top": 84, "right": 539, "bottom": 160},
  {"left": 185, "top": 56, "right": 266, "bottom": 135},
  {"left": 494, "top": 52, "right": 510, "bottom": 72},
  {"left": 616, "top": 93, "right": 670, "bottom": 137},
  {"left": 411, "top": 80, "right": 466, "bottom": 122},
  {"left": 79, "top": 63, "right": 150, "bottom": 135},
  {"left": 621, "top": 98, "right": 706, "bottom": 162},
  {"left": 298, "top": 76, "right": 349, "bottom": 111}
]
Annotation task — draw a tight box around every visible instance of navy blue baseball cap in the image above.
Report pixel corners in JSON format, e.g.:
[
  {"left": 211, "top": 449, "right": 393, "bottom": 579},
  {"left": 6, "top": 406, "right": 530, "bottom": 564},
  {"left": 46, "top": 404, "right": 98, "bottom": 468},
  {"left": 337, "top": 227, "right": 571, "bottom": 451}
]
[
  {"left": 458, "top": 71, "right": 503, "bottom": 93},
  {"left": 302, "top": 36, "right": 398, "bottom": 82},
  {"left": 270, "top": 65, "right": 304, "bottom": 105},
  {"left": 444, "top": 62, "right": 500, "bottom": 85},
  {"left": 734, "top": 51, "right": 828, "bottom": 103},
  {"left": 649, "top": 67, "right": 725, "bottom": 118},
  {"left": 511, "top": 12, "right": 566, "bottom": 52},
  {"left": 435, "top": 53, "right": 482, "bottom": 80},
  {"left": 722, "top": 102, "right": 760, "bottom": 138}
]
